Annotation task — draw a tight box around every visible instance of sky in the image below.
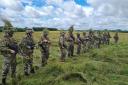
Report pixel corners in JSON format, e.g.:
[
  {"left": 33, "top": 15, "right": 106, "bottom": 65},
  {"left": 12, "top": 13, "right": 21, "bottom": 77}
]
[{"left": 0, "top": 0, "right": 128, "bottom": 30}]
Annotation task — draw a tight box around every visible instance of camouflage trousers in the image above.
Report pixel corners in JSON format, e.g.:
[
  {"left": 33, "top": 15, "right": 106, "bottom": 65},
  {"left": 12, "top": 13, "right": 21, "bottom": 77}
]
[
  {"left": 82, "top": 44, "right": 86, "bottom": 53},
  {"left": 107, "top": 39, "right": 110, "bottom": 45},
  {"left": 94, "top": 41, "right": 100, "bottom": 48},
  {"left": 86, "top": 41, "right": 91, "bottom": 51},
  {"left": 41, "top": 49, "right": 49, "bottom": 66},
  {"left": 23, "top": 54, "right": 34, "bottom": 73},
  {"left": 60, "top": 48, "right": 67, "bottom": 61},
  {"left": 68, "top": 44, "right": 74, "bottom": 57},
  {"left": 77, "top": 44, "right": 81, "bottom": 54},
  {"left": 102, "top": 38, "right": 108, "bottom": 45},
  {"left": 114, "top": 39, "right": 118, "bottom": 44},
  {"left": 2, "top": 54, "right": 17, "bottom": 79}
]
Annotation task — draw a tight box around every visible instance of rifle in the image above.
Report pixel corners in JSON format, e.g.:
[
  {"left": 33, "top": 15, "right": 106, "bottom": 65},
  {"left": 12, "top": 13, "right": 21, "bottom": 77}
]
[{"left": 7, "top": 43, "right": 19, "bottom": 54}]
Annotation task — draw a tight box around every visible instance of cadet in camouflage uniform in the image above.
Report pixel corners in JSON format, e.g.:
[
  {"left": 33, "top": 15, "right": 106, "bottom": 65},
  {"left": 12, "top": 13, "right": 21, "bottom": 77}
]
[
  {"left": 88, "top": 29, "right": 94, "bottom": 48},
  {"left": 38, "top": 28, "right": 50, "bottom": 66},
  {"left": 97, "top": 31, "right": 102, "bottom": 45},
  {"left": 82, "top": 32, "right": 87, "bottom": 53},
  {"left": 102, "top": 32, "right": 108, "bottom": 45},
  {"left": 94, "top": 32, "right": 100, "bottom": 48},
  {"left": 76, "top": 33, "right": 82, "bottom": 54},
  {"left": 85, "top": 33, "right": 91, "bottom": 52},
  {"left": 106, "top": 32, "right": 111, "bottom": 45},
  {"left": 67, "top": 25, "right": 75, "bottom": 57},
  {"left": 0, "top": 20, "right": 18, "bottom": 85},
  {"left": 19, "top": 28, "right": 35, "bottom": 76},
  {"left": 113, "top": 32, "right": 119, "bottom": 44},
  {"left": 58, "top": 31, "right": 67, "bottom": 62}
]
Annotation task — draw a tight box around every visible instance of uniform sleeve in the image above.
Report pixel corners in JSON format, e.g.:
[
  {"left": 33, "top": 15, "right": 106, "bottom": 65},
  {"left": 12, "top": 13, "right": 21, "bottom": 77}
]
[
  {"left": 59, "top": 37, "right": 64, "bottom": 45},
  {"left": 0, "top": 40, "right": 11, "bottom": 53},
  {"left": 72, "top": 35, "right": 75, "bottom": 41}
]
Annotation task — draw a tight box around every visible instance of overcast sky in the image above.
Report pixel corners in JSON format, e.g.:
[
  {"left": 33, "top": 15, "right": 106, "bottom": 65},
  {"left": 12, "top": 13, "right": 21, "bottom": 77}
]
[{"left": 0, "top": 0, "right": 128, "bottom": 30}]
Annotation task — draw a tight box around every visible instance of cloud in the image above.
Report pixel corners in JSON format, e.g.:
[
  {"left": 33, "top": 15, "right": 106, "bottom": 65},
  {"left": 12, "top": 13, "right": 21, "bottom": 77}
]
[
  {"left": 85, "top": 0, "right": 128, "bottom": 30},
  {"left": 87, "top": 0, "right": 128, "bottom": 17},
  {"left": 0, "top": 0, "right": 24, "bottom": 11},
  {"left": 45, "top": 0, "right": 63, "bottom": 5},
  {"left": 0, "top": 0, "right": 128, "bottom": 30}
]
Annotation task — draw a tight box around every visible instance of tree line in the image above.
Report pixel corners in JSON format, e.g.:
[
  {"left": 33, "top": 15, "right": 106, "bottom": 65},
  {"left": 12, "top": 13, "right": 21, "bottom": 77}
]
[
  {"left": 0, "top": 26, "right": 128, "bottom": 33},
  {"left": 0, "top": 26, "right": 58, "bottom": 32}
]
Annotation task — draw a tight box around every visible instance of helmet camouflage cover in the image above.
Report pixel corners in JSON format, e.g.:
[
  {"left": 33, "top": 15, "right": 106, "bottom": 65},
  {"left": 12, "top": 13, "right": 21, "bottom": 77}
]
[
  {"left": 60, "top": 29, "right": 65, "bottom": 35},
  {"left": 77, "top": 32, "right": 80, "bottom": 36},
  {"left": 68, "top": 25, "right": 74, "bottom": 33},
  {"left": 3, "top": 19, "right": 15, "bottom": 36},
  {"left": 26, "top": 28, "right": 34, "bottom": 34},
  {"left": 43, "top": 28, "right": 49, "bottom": 36}
]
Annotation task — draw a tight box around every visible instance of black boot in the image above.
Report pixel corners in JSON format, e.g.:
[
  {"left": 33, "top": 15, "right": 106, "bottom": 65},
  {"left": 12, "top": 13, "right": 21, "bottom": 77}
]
[
  {"left": 2, "top": 78, "right": 6, "bottom": 85},
  {"left": 30, "top": 68, "right": 35, "bottom": 74}
]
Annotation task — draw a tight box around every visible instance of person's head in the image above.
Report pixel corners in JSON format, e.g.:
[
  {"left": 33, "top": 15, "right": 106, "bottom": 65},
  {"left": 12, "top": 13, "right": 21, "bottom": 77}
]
[
  {"left": 61, "top": 32, "right": 65, "bottom": 37},
  {"left": 26, "top": 28, "right": 34, "bottom": 37},
  {"left": 116, "top": 32, "right": 118, "bottom": 35},
  {"left": 43, "top": 28, "right": 49, "bottom": 37},
  {"left": 68, "top": 25, "right": 74, "bottom": 34},
  {"left": 77, "top": 32, "right": 80, "bottom": 37},
  {"left": 3, "top": 19, "right": 14, "bottom": 37},
  {"left": 60, "top": 30, "right": 65, "bottom": 36}
]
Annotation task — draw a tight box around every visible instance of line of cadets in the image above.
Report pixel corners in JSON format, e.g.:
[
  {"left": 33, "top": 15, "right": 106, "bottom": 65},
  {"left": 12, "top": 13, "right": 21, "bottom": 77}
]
[
  {"left": 59, "top": 26, "right": 119, "bottom": 62},
  {"left": 0, "top": 25, "right": 119, "bottom": 85}
]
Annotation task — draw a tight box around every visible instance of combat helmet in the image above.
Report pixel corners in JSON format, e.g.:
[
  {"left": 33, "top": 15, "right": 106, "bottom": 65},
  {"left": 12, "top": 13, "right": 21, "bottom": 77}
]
[
  {"left": 68, "top": 25, "right": 74, "bottom": 34},
  {"left": 60, "top": 29, "right": 65, "bottom": 36},
  {"left": 43, "top": 28, "right": 49, "bottom": 36},
  {"left": 3, "top": 19, "right": 15, "bottom": 37},
  {"left": 77, "top": 32, "right": 80, "bottom": 37},
  {"left": 26, "top": 27, "right": 34, "bottom": 34}
]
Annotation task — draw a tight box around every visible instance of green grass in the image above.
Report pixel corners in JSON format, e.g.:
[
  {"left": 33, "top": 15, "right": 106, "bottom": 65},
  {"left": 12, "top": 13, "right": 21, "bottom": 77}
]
[{"left": 0, "top": 31, "right": 128, "bottom": 85}]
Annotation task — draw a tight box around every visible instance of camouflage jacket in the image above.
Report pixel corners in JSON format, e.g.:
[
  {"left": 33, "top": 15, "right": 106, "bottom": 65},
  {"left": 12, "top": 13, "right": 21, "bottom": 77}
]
[
  {"left": 113, "top": 34, "right": 119, "bottom": 40},
  {"left": 19, "top": 36, "right": 35, "bottom": 55},
  {"left": 76, "top": 37, "right": 82, "bottom": 45},
  {"left": 67, "top": 34, "right": 75, "bottom": 45},
  {"left": 38, "top": 36, "right": 50, "bottom": 51},
  {"left": 0, "top": 37, "right": 18, "bottom": 56},
  {"left": 59, "top": 36, "right": 67, "bottom": 49}
]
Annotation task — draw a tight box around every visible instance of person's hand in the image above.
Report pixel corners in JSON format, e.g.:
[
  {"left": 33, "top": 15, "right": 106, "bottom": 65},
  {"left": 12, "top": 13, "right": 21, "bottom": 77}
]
[
  {"left": 10, "top": 50, "right": 15, "bottom": 54},
  {"left": 44, "top": 40, "right": 48, "bottom": 43}
]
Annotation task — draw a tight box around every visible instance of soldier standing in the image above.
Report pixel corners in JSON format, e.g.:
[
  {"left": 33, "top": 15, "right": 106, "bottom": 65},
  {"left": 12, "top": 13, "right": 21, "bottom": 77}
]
[
  {"left": 38, "top": 29, "right": 50, "bottom": 66},
  {"left": 0, "top": 20, "right": 18, "bottom": 85},
  {"left": 97, "top": 31, "right": 102, "bottom": 45},
  {"left": 58, "top": 31, "right": 67, "bottom": 62},
  {"left": 67, "top": 25, "right": 75, "bottom": 57},
  {"left": 102, "top": 32, "right": 107, "bottom": 45},
  {"left": 82, "top": 32, "right": 87, "bottom": 53},
  {"left": 113, "top": 32, "right": 119, "bottom": 44},
  {"left": 76, "top": 33, "right": 82, "bottom": 54},
  {"left": 19, "top": 28, "right": 35, "bottom": 76},
  {"left": 94, "top": 31, "right": 101, "bottom": 48},
  {"left": 106, "top": 32, "right": 111, "bottom": 45},
  {"left": 85, "top": 33, "right": 91, "bottom": 52},
  {"left": 88, "top": 29, "right": 94, "bottom": 48}
]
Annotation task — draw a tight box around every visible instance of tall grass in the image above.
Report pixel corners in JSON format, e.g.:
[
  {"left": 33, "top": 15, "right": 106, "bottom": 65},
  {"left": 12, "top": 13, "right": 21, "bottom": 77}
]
[{"left": 0, "top": 31, "right": 128, "bottom": 85}]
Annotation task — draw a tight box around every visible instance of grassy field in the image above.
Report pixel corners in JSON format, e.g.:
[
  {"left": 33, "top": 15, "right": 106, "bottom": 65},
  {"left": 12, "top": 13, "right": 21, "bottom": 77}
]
[{"left": 0, "top": 31, "right": 128, "bottom": 85}]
